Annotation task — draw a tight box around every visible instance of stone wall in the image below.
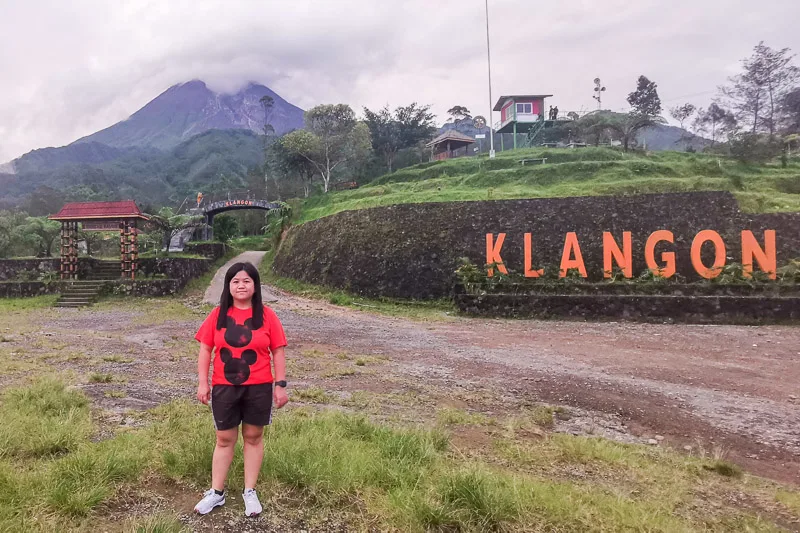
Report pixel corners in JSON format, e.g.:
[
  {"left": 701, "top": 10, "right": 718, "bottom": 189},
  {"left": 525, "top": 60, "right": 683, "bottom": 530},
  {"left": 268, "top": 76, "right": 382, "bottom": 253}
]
[
  {"left": 0, "top": 259, "right": 59, "bottom": 281},
  {"left": 455, "top": 293, "right": 800, "bottom": 324},
  {"left": 184, "top": 242, "right": 229, "bottom": 260},
  {"left": 273, "top": 192, "right": 800, "bottom": 299},
  {"left": 137, "top": 257, "right": 213, "bottom": 289},
  {"left": 0, "top": 281, "right": 60, "bottom": 298},
  {"left": 102, "top": 279, "right": 182, "bottom": 297}
]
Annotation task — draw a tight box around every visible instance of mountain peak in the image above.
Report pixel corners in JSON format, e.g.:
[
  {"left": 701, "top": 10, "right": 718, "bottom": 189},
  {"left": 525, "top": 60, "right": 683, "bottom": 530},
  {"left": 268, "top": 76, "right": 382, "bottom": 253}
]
[{"left": 73, "top": 80, "right": 304, "bottom": 150}]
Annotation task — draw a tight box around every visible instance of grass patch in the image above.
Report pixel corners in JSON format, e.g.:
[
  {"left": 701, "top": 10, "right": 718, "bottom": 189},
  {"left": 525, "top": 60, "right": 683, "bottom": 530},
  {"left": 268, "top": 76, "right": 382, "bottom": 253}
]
[
  {"left": 102, "top": 355, "right": 134, "bottom": 363},
  {"left": 292, "top": 386, "right": 333, "bottom": 403},
  {"left": 124, "top": 514, "right": 188, "bottom": 533},
  {"left": 704, "top": 459, "right": 744, "bottom": 478},
  {"left": 104, "top": 390, "right": 127, "bottom": 398},
  {"left": 437, "top": 407, "right": 493, "bottom": 426},
  {"left": 88, "top": 373, "right": 114, "bottom": 383},
  {"left": 322, "top": 368, "right": 357, "bottom": 378},
  {"left": 0, "top": 381, "right": 796, "bottom": 531},
  {"left": 0, "top": 378, "right": 91, "bottom": 460},
  {"left": 0, "top": 295, "right": 58, "bottom": 311},
  {"left": 293, "top": 148, "right": 800, "bottom": 224}
]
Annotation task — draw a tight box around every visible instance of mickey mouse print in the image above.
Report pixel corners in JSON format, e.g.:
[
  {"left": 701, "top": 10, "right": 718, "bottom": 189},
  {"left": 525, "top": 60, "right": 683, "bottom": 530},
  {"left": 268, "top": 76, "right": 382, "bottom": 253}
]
[{"left": 195, "top": 306, "right": 287, "bottom": 386}]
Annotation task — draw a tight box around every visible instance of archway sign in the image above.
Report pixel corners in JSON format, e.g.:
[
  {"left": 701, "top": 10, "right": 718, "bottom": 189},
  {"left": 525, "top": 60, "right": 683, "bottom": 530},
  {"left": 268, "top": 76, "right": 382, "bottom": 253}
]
[
  {"left": 49, "top": 201, "right": 149, "bottom": 280},
  {"left": 200, "top": 197, "right": 283, "bottom": 241}
]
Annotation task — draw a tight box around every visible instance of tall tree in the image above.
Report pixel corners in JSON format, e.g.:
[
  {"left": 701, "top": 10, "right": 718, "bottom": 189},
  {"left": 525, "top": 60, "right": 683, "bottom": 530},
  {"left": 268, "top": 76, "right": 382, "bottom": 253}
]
[
  {"left": 780, "top": 87, "right": 800, "bottom": 133},
  {"left": 669, "top": 103, "right": 696, "bottom": 130},
  {"left": 363, "top": 103, "right": 436, "bottom": 173},
  {"left": 260, "top": 95, "right": 277, "bottom": 200},
  {"left": 627, "top": 76, "right": 662, "bottom": 116},
  {"left": 720, "top": 42, "right": 799, "bottom": 137},
  {"left": 693, "top": 104, "right": 738, "bottom": 145},
  {"left": 446, "top": 105, "right": 471, "bottom": 121},
  {"left": 282, "top": 104, "right": 372, "bottom": 193}
]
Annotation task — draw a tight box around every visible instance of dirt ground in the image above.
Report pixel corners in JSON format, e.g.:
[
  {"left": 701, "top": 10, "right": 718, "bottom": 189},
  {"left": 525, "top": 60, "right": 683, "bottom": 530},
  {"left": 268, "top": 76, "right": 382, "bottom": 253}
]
[{"left": 13, "top": 286, "right": 798, "bottom": 487}]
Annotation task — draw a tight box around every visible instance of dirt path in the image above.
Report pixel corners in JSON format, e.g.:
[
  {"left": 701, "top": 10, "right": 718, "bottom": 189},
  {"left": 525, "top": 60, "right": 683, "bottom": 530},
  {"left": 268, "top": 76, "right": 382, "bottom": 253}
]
[
  {"left": 203, "top": 251, "right": 278, "bottom": 304},
  {"left": 20, "top": 284, "right": 800, "bottom": 487}
]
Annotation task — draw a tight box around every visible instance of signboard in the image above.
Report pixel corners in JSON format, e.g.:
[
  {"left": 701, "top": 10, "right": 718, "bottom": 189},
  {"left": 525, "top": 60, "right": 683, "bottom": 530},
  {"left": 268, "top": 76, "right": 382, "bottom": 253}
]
[
  {"left": 82, "top": 221, "right": 121, "bottom": 232},
  {"left": 485, "top": 229, "right": 778, "bottom": 280},
  {"left": 475, "top": 134, "right": 486, "bottom": 139}
]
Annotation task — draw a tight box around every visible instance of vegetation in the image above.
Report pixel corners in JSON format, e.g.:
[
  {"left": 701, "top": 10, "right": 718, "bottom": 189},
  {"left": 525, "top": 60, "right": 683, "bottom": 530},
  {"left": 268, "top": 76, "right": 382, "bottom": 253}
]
[
  {"left": 0, "top": 377, "right": 796, "bottom": 531},
  {"left": 291, "top": 147, "right": 800, "bottom": 224}
]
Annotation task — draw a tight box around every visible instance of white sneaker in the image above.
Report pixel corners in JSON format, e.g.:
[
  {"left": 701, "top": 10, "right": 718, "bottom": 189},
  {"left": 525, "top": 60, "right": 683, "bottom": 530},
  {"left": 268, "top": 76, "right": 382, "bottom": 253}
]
[
  {"left": 194, "top": 489, "right": 225, "bottom": 514},
  {"left": 243, "top": 488, "right": 262, "bottom": 517}
]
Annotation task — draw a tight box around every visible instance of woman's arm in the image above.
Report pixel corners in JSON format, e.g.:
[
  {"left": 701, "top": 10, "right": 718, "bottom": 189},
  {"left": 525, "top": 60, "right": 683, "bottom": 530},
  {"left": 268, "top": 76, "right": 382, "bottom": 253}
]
[
  {"left": 196, "top": 343, "right": 213, "bottom": 404},
  {"left": 272, "top": 346, "right": 288, "bottom": 408}
]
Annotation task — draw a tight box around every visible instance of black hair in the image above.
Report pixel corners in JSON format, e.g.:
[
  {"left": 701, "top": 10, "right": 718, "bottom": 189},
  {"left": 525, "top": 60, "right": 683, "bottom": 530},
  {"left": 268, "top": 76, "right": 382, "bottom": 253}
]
[{"left": 216, "top": 261, "right": 264, "bottom": 330}]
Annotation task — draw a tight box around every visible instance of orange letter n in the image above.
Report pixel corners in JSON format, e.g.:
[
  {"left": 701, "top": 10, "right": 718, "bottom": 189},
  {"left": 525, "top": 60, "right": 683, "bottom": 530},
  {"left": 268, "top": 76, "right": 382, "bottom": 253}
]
[
  {"left": 741, "top": 230, "right": 776, "bottom": 279},
  {"left": 486, "top": 233, "right": 508, "bottom": 277},
  {"left": 603, "top": 231, "right": 632, "bottom": 278}
]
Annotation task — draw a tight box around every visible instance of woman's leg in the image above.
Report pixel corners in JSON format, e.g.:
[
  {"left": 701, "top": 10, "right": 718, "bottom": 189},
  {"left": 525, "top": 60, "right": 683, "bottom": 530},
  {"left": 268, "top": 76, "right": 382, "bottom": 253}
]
[
  {"left": 241, "top": 423, "right": 264, "bottom": 489},
  {"left": 211, "top": 427, "right": 239, "bottom": 491}
]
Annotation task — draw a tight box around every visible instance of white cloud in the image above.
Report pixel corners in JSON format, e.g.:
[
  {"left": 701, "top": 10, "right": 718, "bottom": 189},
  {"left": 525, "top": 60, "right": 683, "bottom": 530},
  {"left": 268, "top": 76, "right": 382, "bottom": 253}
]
[{"left": 0, "top": 0, "right": 798, "bottom": 162}]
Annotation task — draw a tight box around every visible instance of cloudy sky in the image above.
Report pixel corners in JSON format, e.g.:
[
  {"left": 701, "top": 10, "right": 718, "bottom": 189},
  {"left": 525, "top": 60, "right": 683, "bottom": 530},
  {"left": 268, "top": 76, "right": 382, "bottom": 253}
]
[{"left": 1, "top": 0, "right": 798, "bottom": 162}]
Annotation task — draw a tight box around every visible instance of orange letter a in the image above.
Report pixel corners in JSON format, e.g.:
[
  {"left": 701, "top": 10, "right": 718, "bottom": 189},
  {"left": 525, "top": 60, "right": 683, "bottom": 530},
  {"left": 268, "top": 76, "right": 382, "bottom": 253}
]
[
  {"left": 559, "top": 232, "right": 587, "bottom": 278},
  {"left": 486, "top": 233, "right": 508, "bottom": 277}
]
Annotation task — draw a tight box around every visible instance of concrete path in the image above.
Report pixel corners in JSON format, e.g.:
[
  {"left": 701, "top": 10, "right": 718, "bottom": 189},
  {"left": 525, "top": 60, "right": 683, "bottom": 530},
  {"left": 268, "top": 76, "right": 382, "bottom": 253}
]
[{"left": 203, "top": 251, "right": 279, "bottom": 305}]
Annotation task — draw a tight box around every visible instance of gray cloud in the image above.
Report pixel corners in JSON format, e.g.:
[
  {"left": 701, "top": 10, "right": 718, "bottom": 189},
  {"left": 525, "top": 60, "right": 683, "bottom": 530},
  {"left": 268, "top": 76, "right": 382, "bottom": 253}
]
[{"left": 1, "top": 0, "right": 798, "bottom": 162}]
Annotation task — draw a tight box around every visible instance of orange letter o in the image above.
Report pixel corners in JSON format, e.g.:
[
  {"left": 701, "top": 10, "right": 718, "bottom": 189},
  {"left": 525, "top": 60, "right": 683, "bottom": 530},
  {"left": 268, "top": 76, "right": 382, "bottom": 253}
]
[{"left": 691, "top": 230, "right": 726, "bottom": 279}]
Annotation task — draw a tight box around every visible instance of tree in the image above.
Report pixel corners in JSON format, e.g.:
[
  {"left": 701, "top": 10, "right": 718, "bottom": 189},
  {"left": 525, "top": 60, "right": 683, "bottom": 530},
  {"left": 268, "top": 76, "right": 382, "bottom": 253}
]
[
  {"left": 780, "top": 87, "right": 800, "bottom": 133},
  {"left": 283, "top": 104, "right": 373, "bottom": 193},
  {"left": 720, "top": 42, "right": 799, "bottom": 137},
  {"left": 446, "top": 105, "right": 471, "bottom": 121},
  {"left": 260, "top": 95, "right": 278, "bottom": 200},
  {"left": 669, "top": 103, "right": 696, "bottom": 130},
  {"left": 580, "top": 112, "right": 665, "bottom": 151},
  {"left": 146, "top": 207, "right": 203, "bottom": 255},
  {"left": 0, "top": 210, "right": 27, "bottom": 258},
  {"left": 728, "top": 132, "right": 781, "bottom": 164},
  {"left": 12, "top": 217, "right": 60, "bottom": 257},
  {"left": 627, "top": 76, "right": 662, "bottom": 116},
  {"left": 212, "top": 214, "right": 240, "bottom": 243},
  {"left": 270, "top": 134, "right": 318, "bottom": 197},
  {"left": 693, "top": 104, "right": 738, "bottom": 145},
  {"left": 363, "top": 103, "right": 436, "bottom": 173},
  {"left": 77, "top": 230, "right": 105, "bottom": 256}
]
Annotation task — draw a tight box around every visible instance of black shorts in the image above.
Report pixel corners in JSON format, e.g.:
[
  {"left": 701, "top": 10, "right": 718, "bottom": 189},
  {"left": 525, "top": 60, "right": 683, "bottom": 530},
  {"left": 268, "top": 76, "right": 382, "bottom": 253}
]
[{"left": 211, "top": 383, "right": 274, "bottom": 430}]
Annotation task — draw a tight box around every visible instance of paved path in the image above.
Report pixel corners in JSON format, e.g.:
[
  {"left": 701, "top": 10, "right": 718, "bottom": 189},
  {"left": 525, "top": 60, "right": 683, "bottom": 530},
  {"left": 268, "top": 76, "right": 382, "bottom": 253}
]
[{"left": 203, "top": 251, "right": 278, "bottom": 305}]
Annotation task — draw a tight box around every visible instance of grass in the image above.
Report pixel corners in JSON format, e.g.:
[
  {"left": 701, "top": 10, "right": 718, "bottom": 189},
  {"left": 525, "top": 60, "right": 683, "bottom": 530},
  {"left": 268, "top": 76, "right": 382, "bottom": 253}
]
[
  {"left": 0, "top": 381, "right": 797, "bottom": 531},
  {"left": 292, "top": 386, "right": 333, "bottom": 404},
  {"left": 294, "top": 148, "right": 800, "bottom": 224},
  {"left": 88, "top": 373, "right": 114, "bottom": 383},
  {"left": 0, "top": 295, "right": 58, "bottom": 311},
  {"left": 102, "top": 355, "right": 134, "bottom": 363}
]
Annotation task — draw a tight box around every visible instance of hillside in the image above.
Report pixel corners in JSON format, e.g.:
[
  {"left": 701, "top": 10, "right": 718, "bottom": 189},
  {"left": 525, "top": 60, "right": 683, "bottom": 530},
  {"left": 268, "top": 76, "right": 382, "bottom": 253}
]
[
  {"left": 1, "top": 129, "right": 264, "bottom": 208},
  {"left": 74, "top": 80, "right": 304, "bottom": 150},
  {"left": 296, "top": 148, "right": 800, "bottom": 223}
]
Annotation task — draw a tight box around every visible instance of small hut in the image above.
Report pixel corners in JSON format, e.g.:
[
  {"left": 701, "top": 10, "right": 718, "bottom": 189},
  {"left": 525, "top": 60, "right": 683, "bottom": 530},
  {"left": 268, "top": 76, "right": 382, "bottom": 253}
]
[{"left": 426, "top": 130, "right": 476, "bottom": 161}]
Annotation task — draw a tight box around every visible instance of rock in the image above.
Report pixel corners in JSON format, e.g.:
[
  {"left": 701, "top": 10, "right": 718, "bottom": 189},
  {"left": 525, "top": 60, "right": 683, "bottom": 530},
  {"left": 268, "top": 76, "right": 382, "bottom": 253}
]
[
  {"left": 683, "top": 445, "right": 693, "bottom": 452},
  {"left": 647, "top": 438, "right": 658, "bottom": 445},
  {"left": 655, "top": 435, "right": 664, "bottom": 441}
]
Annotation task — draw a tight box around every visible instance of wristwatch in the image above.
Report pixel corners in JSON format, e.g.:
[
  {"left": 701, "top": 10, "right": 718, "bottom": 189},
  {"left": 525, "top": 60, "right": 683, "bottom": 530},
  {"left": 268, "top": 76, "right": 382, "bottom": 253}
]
[{"left": 275, "top": 380, "right": 287, "bottom": 388}]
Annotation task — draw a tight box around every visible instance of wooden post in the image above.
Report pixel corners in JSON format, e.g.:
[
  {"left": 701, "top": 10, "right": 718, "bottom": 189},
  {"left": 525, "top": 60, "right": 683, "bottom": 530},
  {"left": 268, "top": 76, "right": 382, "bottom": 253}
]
[{"left": 131, "top": 220, "right": 138, "bottom": 281}]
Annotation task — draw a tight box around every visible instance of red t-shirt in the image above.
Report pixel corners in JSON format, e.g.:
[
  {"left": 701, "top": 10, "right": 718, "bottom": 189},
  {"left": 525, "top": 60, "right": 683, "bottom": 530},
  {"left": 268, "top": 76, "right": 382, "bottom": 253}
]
[{"left": 195, "top": 305, "right": 287, "bottom": 386}]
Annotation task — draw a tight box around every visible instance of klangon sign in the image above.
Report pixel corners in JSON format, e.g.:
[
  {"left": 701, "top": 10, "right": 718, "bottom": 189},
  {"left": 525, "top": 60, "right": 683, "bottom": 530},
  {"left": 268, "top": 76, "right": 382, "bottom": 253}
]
[{"left": 486, "top": 229, "right": 777, "bottom": 279}]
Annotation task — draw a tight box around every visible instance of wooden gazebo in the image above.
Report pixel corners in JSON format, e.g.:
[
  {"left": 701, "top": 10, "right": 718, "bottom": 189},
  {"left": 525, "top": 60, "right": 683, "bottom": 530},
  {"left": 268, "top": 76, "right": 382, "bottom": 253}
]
[
  {"left": 49, "top": 201, "right": 149, "bottom": 280},
  {"left": 426, "top": 130, "right": 476, "bottom": 161}
]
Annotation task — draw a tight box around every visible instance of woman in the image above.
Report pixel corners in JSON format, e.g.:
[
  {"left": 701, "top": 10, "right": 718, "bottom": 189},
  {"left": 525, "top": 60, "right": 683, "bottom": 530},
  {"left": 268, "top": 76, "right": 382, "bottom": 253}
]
[{"left": 193, "top": 261, "right": 288, "bottom": 517}]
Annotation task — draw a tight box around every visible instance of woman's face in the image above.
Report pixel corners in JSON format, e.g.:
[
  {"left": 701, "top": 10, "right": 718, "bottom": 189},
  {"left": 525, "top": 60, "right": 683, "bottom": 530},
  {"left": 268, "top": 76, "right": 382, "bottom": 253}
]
[{"left": 229, "top": 270, "right": 255, "bottom": 305}]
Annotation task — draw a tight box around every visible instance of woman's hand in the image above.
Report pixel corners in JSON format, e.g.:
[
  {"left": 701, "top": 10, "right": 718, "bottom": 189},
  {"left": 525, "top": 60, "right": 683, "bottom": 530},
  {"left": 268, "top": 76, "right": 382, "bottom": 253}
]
[
  {"left": 274, "top": 385, "right": 289, "bottom": 409},
  {"left": 197, "top": 383, "right": 211, "bottom": 405}
]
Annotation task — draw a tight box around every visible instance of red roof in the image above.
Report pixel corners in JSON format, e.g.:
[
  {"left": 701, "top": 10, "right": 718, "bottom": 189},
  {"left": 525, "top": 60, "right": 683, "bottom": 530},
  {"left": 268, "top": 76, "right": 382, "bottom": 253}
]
[{"left": 49, "top": 200, "right": 148, "bottom": 220}]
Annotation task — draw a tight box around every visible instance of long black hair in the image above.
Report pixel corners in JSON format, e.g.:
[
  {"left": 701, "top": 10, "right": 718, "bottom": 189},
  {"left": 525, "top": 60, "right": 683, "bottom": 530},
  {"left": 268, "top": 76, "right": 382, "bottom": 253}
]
[{"left": 216, "top": 261, "right": 264, "bottom": 330}]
